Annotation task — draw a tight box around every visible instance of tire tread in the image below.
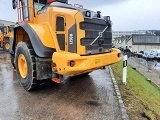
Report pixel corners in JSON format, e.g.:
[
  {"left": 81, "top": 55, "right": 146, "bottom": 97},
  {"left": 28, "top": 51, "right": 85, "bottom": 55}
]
[{"left": 16, "top": 41, "right": 48, "bottom": 91}]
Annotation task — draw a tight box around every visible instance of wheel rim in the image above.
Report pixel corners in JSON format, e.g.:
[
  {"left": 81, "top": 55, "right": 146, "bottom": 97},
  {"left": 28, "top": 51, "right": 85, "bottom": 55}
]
[
  {"left": 18, "top": 54, "right": 28, "bottom": 78},
  {"left": 5, "top": 43, "right": 10, "bottom": 50}
]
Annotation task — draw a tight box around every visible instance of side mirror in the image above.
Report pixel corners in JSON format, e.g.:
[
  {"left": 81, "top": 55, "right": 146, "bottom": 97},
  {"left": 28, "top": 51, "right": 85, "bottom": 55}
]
[{"left": 12, "top": 0, "right": 17, "bottom": 9}]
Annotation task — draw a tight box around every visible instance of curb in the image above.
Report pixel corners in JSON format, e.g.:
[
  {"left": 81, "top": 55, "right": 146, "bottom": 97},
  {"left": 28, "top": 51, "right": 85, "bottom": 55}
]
[{"left": 108, "top": 66, "right": 129, "bottom": 120}]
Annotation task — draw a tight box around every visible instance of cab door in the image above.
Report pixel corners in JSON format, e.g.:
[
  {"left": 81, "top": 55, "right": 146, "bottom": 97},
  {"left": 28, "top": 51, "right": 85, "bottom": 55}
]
[{"left": 55, "top": 16, "right": 66, "bottom": 51}]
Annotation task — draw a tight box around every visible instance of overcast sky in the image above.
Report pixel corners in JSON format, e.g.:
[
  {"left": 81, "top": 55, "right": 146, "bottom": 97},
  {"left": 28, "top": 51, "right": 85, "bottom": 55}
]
[{"left": 0, "top": 0, "right": 160, "bottom": 31}]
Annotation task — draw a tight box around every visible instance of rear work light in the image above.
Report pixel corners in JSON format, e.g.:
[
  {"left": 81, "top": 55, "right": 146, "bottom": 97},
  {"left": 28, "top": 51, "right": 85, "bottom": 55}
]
[
  {"left": 85, "top": 11, "right": 91, "bottom": 17},
  {"left": 118, "top": 53, "right": 121, "bottom": 57},
  {"left": 67, "top": 60, "right": 75, "bottom": 67},
  {"left": 97, "top": 11, "right": 101, "bottom": 18}
]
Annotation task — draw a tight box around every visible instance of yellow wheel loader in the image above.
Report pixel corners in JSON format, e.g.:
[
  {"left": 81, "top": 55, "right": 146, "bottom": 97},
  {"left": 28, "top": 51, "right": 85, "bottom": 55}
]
[
  {"left": 0, "top": 25, "right": 14, "bottom": 51},
  {"left": 0, "top": 24, "right": 4, "bottom": 48},
  {"left": 10, "top": 0, "right": 121, "bottom": 91}
]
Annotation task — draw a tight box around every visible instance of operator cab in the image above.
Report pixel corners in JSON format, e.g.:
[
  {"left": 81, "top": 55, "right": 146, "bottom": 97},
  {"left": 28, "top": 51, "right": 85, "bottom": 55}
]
[
  {"left": 12, "top": 0, "right": 68, "bottom": 22},
  {"left": 34, "top": 0, "right": 68, "bottom": 10}
]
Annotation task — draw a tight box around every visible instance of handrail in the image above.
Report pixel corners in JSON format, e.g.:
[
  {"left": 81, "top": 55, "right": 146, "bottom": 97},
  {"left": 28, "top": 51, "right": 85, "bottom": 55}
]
[
  {"left": 17, "top": 5, "right": 38, "bottom": 23},
  {"left": 74, "top": 4, "right": 83, "bottom": 9}
]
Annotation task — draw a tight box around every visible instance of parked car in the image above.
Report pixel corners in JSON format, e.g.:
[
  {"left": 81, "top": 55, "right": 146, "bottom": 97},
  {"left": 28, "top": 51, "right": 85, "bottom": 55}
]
[
  {"left": 118, "top": 47, "right": 124, "bottom": 51},
  {"left": 139, "top": 51, "right": 144, "bottom": 54}
]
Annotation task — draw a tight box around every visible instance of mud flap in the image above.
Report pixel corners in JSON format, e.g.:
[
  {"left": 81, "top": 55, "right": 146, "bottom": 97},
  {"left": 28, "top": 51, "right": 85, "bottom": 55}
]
[{"left": 35, "top": 57, "right": 52, "bottom": 80}]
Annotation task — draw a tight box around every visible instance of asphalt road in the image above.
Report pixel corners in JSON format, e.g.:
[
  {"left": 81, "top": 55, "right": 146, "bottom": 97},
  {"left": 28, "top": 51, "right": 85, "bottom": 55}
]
[{"left": 0, "top": 50, "right": 121, "bottom": 120}]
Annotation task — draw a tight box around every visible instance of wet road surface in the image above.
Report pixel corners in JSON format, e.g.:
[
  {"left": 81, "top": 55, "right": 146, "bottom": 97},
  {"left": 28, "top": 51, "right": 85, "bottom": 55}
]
[
  {"left": 140, "top": 59, "right": 160, "bottom": 71},
  {"left": 155, "top": 62, "right": 160, "bottom": 71},
  {"left": 0, "top": 50, "right": 121, "bottom": 120}
]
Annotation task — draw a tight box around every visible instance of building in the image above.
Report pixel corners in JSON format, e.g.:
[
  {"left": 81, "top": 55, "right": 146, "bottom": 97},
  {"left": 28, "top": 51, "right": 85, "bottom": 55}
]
[
  {"left": 131, "top": 34, "right": 160, "bottom": 52},
  {"left": 0, "top": 20, "right": 15, "bottom": 33},
  {"left": 112, "top": 30, "right": 146, "bottom": 38},
  {"left": 115, "top": 34, "right": 160, "bottom": 53},
  {"left": 113, "top": 35, "right": 132, "bottom": 49},
  {"left": 0, "top": 20, "right": 15, "bottom": 26}
]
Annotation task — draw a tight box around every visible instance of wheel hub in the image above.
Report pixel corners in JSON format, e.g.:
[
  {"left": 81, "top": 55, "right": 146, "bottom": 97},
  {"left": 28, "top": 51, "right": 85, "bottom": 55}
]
[
  {"left": 5, "top": 43, "right": 10, "bottom": 50},
  {"left": 18, "top": 54, "right": 28, "bottom": 78}
]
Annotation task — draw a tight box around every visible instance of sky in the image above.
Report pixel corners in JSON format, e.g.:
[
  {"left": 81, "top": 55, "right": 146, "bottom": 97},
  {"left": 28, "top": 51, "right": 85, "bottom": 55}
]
[{"left": 0, "top": 0, "right": 160, "bottom": 31}]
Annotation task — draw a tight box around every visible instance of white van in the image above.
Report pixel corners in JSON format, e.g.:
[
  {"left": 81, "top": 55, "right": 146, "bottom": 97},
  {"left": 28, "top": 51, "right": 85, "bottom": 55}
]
[
  {"left": 142, "top": 51, "right": 154, "bottom": 59},
  {"left": 155, "top": 50, "right": 160, "bottom": 59},
  {"left": 150, "top": 49, "right": 160, "bottom": 59}
]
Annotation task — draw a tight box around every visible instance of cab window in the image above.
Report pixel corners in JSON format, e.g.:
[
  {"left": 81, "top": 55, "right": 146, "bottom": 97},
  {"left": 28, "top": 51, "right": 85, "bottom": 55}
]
[{"left": 34, "top": 0, "right": 47, "bottom": 13}]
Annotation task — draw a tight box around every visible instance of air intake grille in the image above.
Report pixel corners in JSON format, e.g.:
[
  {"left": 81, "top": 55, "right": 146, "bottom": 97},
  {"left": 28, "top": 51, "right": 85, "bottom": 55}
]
[{"left": 80, "top": 18, "right": 112, "bottom": 54}]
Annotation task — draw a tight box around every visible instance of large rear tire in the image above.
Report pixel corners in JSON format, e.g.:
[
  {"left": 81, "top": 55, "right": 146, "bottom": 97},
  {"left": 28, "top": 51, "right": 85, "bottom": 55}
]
[{"left": 15, "top": 41, "right": 47, "bottom": 91}]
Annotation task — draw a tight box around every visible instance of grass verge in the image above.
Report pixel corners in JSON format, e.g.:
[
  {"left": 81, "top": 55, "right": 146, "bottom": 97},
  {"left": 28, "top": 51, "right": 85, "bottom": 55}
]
[{"left": 111, "top": 61, "right": 160, "bottom": 120}]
